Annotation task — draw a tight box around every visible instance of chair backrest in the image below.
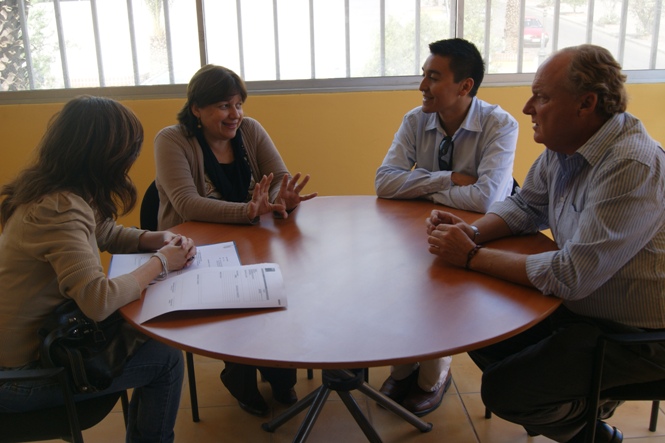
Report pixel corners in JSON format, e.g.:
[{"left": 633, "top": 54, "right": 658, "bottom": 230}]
[{"left": 140, "top": 180, "right": 159, "bottom": 231}]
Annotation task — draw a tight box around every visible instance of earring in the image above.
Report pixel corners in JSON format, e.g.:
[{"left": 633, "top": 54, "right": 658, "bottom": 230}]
[{"left": 197, "top": 118, "right": 202, "bottom": 129}]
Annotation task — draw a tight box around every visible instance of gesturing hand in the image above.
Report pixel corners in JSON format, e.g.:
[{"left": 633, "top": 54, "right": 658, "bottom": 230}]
[
  {"left": 246, "top": 173, "right": 286, "bottom": 221},
  {"left": 274, "top": 173, "right": 318, "bottom": 218}
]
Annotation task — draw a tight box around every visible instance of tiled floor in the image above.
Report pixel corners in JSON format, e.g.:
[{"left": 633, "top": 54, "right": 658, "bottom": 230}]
[{"left": 37, "top": 353, "right": 665, "bottom": 442}]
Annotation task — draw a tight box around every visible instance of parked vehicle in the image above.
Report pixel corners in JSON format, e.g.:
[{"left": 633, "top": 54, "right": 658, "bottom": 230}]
[{"left": 524, "top": 16, "right": 549, "bottom": 47}]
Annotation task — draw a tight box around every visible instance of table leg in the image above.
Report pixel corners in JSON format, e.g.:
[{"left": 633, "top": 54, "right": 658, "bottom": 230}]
[
  {"left": 337, "top": 390, "right": 382, "bottom": 443},
  {"left": 262, "top": 369, "right": 432, "bottom": 443},
  {"left": 352, "top": 373, "right": 433, "bottom": 432},
  {"left": 292, "top": 386, "right": 332, "bottom": 442},
  {"left": 262, "top": 387, "right": 323, "bottom": 431}
]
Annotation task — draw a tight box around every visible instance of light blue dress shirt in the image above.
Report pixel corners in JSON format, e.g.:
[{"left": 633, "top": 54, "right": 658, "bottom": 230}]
[
  {"left": 490, "top": 112, "right": 665, "bottom": 328},
  {"left": 375, "top": 97, "right": 519, "bottom": 213}
]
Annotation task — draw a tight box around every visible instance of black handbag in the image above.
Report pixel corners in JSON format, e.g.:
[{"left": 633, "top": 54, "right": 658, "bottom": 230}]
[{"left": 39, "top": 299, "right": 149, "bottom": 393}]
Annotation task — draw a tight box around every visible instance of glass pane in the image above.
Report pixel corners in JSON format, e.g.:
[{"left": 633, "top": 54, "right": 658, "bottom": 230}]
[
  {"left": 26, "top": 2, "right": 63, "bottom": 89},
  {"left": 383, "top": 0, "right": 418, "bottom": 76},
  {"left": 312, "top": 0, "right": 346, "bottom": 79},
  {"left": 59, "top": 0, "right": 98, "bottom": 87},
  {"left": 203, "top": 0, "right": 242, "bottom": 74},
  {"left": 276, "top": 0, "right": 312, "bottom": 80},
  {"left": 168, "top": 0, "right": 201, "bottom": 84},
  {"left": 240, "top": 0, "right": 277, "bottom": 81},
  {"left": 420, "top": 1, "right": 450, "bottom": 67},
  {"left": 350, "top": 0, "right": 381, "bottom": 77},
  {"left": 96, "top": 0, "right": 134, "bottom": 87}
]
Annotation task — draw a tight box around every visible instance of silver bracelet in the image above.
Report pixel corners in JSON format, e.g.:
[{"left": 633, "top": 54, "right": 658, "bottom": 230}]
[{"left": 152, "top": 252, "right": 168, "bottom": 281}]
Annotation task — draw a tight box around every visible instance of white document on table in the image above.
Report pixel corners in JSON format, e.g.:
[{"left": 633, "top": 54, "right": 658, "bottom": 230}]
[
  {"left": 108, "top": 241, "right": 241, "bottom": 279},
  {"left": 138, "top": 263, "right": 286, "bottom": 323}
]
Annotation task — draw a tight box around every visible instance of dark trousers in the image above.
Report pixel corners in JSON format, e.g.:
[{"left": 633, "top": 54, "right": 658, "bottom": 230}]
[
  {"left": 469, "top": 306, "right": 665, "bottom": 442},
  {"left": 221, "top": 361, "right": 296, "bottom": 400}
]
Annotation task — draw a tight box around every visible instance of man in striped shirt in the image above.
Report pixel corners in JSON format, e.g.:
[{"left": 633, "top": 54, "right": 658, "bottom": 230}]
[{"left": 425, "top": 44, "right": 665, "bottom": 443}]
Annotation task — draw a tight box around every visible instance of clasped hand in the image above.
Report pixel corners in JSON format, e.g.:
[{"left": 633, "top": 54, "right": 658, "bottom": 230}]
[
  {"left": 158, "top": 233, "right": 197, "bottom": 271},
  {"left": 426, "top": 210, "right": 476, "bottom": 267}
]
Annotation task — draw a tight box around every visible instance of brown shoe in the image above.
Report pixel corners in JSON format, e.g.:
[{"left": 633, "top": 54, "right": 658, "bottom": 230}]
[
  {"left": 378, "top": 368, "right": 419, "bottom": 404},
  {"left": 402, "top": 371, "right": 452, "bottom": 416}
]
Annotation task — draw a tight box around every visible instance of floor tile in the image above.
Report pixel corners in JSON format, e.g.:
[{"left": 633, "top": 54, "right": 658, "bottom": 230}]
[{"left": 29, "top": 352, "right": 665, "bottom": 442}]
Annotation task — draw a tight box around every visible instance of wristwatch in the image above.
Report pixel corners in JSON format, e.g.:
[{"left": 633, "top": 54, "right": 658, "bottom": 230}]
[{"left": 470, "top": 225, "right": 480, "bottom": 242}]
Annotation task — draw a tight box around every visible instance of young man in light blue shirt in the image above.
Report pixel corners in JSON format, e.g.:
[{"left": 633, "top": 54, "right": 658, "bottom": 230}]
[{"left": 375, "top": 38, "right": 519, "bottom": 416}]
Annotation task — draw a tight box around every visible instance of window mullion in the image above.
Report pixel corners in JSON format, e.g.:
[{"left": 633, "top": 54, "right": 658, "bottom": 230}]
[
  {"left": 196, "top": 0, "right": 207, "bottom": 68},
  {"left": 273, "top": 0, "right": 280, "bottom": 80},
  {"left": 18, "top": 0, "right": 34, "bottom": 89},
  {"left": 415, "top": 0, "right": 421, "bottom": 75},
  {"left": 52, "top": 0, "right": 70, "bottom": 88},
  {"left": 616, "top": 0, "right": 628, "bottom": 64},
  {"left": 457, "top": 0, "right": 464, "bottom": 36},
  {"left": 162, "top": 0, "right": 175, "bottom": 84},
  {"left": 309, "top": 0, "right": 315, "bottom": 79},
  {"left": 650, "top": 0, "right": 663, "bottom": 69},
  {"left": 345, "top": 0, "right": 350, "bottom": 78},
  {"left": 483, "top": 0, "right": 491, "bottom": 71},
  {"left": 90, "top": 0, "right": 105, "bottom": 87},
  {"left": 517, "top": 0, "right": 526, "bottom": 73},
  {"left": 380, "top": 0, "right": 385, "bottom": 76},
  {"left": 126, "top": 0, "right": 141, "bottom": 85},
  {"left": 552, "top": 0, "right": 561, "bottom": 52},
  {"left": 237, "top": 0, "right": 245, "bottom": 78},
  {"left": 586, "top": 0, "right": 595, "bottom": 43}
]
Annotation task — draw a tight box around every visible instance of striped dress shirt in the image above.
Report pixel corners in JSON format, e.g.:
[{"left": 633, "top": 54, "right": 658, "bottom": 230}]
[{"left": 490, "top": 112, "right": 665, "bottom": 329}]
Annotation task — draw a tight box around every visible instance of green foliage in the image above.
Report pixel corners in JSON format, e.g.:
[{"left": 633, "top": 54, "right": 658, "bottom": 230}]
[
  {"left": 0, "top": 0, "right": 30, "bottom": 91},
  {"left": 361, "top": 13, "right": 447, "bottom": 77},
  {"left": 565, "top": 0, "right": 587, "bottom": 14},
  {"left": 629, "top": 0, "right": 657, "bottom": 35}
]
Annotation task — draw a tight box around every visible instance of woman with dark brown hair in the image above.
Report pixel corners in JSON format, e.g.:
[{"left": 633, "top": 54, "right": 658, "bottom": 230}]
[
  {"left": 154, "top": 65, "right": 316, "bottom": 416},
  {"left": 0, "top": 96, "right": 196, "bottom": 442}
]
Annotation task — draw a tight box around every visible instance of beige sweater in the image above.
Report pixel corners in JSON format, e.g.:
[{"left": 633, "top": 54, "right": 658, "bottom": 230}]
[
  {"left": 0, "top": 192, "right": 144, "bottom": 367},
  {"left": 154, "top": 118, "right": 291, "bottom": 229}
]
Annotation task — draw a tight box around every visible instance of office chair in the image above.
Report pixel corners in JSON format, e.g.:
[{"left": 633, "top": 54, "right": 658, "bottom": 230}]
[
  {"left": 140, "top": 181, "right": 315, "bottom": 388},
  {"left": 484, "top": 330, "right": 665, "bottom": 441},
  {"left": 0, "top": 367, "right": 128, "bottom": 443},
  {"left": 584, "top": 331, "right": 665, "bottom": 442}
]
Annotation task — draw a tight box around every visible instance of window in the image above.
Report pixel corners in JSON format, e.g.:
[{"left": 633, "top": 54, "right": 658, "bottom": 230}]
[{"left": 1, "top": 0, "right": 663, "bottom": 96}]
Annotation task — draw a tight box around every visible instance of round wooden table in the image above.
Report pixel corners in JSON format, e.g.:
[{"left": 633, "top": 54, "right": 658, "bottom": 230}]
[{"left": 120, "top": 195, "right": 560, "bottom": 442}]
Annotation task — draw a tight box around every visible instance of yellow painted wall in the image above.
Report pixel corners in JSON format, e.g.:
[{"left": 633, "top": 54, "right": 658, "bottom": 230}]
[{"left": 2, "top": 83, "right": 664, "bottom": 235}]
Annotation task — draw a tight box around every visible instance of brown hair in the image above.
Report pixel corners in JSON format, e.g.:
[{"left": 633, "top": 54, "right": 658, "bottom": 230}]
[
  {"left": 0, "top": 95, "right": 143, "bottom": 226},
  {"left": 560, "top": 44, "right": 627, "bottom": 118},
  {"left": 177, "top": 64, "right": 248, "bottom": 136}
]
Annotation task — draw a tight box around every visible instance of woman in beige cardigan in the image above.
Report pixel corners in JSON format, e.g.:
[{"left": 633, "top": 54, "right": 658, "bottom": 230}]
[
  {"left": 154, "top": 65, "right": 316, "bottom": 417},
  {"left": 0, "top": 96, "right": 196, "bottom": 442}
]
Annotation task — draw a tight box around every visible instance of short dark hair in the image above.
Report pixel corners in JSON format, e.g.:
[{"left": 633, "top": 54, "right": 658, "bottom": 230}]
[
  {"left": 428, "top": 38, "right": 485, "bottom": 97},
  {"left": 177, "top": 64, "right": 249, "bottom": 136},
  {"left": 559, "top": 45, "right": 627, "bottom": 118},
  {"left": 1, "top": 96, "right": 143, "bottom": 225}
]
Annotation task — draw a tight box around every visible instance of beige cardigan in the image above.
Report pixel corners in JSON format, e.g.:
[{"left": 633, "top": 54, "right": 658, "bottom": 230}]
[
  {"left": 0, "top": 192, "right": 144, "bottom": 367},
  {"left": 154, "top": 118, "right": 291, "bottom": 230}
]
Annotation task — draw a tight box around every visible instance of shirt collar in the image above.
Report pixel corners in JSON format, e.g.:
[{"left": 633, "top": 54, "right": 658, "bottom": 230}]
[
  {"left": 567, "top": 113, "right": 625, "bottom": 167},
  {"left": 424, "top": 96, "right": 479, "bottom": 137}
]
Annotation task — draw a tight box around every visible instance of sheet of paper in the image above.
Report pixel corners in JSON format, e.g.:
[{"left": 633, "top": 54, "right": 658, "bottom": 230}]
[
  {"left": 108, "top": 241, "right": 241, "bottom": 279},
  {"left": 138, "top": 263, "right": 286, "bottom": 323}
]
